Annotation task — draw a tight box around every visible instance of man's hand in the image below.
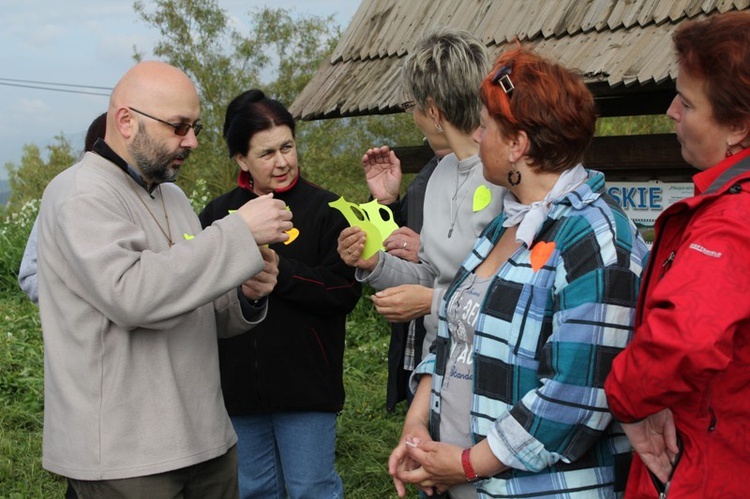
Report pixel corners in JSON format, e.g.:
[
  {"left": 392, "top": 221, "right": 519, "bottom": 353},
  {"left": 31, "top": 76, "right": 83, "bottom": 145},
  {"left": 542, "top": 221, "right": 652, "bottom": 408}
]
[
  {"left": 241, "top": 246, "right": 279, "bottom": 300},
  {"left": 236, "top": 193, "right": 293, "bottom": 245},
  {"left": 621, "top": 408, "right": 679, "bottom": 483},
  {"left": 363, "top": 146, "right": 402, "bottom": 204}
]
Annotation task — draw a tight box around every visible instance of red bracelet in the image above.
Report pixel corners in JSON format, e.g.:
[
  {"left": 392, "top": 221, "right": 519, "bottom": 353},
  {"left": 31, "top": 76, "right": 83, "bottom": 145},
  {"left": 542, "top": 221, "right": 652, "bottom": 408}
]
[{"left": 461, "top": 447, "right": 479, "bottom": 482}]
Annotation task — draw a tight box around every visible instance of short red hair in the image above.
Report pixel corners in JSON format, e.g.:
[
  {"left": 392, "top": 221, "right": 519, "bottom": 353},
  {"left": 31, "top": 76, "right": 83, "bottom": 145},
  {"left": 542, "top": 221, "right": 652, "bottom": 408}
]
[
  {"left": 673, "top": 11, "right": 750, "bottom": 129},
  {"left": 480, "top": 47, "right": 596, "bottom": 173}
]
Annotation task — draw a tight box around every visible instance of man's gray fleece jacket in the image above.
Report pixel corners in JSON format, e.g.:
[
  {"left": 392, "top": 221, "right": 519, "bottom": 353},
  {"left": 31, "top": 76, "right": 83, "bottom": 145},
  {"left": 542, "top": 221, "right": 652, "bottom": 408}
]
[{"left": 37, "top": 151, "right": 267, "bottom": 480}]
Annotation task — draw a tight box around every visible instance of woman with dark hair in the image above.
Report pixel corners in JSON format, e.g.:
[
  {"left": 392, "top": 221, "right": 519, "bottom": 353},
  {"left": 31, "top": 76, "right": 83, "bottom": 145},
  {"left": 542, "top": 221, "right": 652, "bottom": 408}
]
[
  {"left": 387, "top": 47, "right": 648, "bottom": 498},
  {"left": 605, "top": 11, "right": 750, "bottom": 498},
  {"left": 199, "top": 89, "right": 361, "bottom": 499},
  {"left": 83, "top": 111, "right": 107, "bottom": 153}
]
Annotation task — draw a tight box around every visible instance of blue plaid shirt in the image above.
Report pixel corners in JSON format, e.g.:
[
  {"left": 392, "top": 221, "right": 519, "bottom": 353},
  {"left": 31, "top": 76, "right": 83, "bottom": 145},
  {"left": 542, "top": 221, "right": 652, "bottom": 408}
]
[{"left": 414, "top": 171, "right": 649, "bottom": 498}]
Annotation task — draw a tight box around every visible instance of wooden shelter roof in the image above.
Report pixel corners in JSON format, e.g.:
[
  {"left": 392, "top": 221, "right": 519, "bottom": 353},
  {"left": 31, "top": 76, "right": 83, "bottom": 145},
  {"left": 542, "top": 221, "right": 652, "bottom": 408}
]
[{"left": 291, "top": 0, "right": 750, "bottom": 121}]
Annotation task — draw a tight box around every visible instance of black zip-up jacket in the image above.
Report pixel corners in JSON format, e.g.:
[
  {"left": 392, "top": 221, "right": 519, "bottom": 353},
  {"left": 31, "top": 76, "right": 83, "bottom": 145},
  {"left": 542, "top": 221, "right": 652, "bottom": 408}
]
[{"left": 199, "top": 177, "right": 361, "bottom": 414}]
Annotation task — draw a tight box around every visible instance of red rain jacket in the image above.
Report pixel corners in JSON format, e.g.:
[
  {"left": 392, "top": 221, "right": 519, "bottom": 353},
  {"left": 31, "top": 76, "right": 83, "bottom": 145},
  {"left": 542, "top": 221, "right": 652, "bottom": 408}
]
[{"left": 605, "top": 148, "right": 750, "bottom": 498}]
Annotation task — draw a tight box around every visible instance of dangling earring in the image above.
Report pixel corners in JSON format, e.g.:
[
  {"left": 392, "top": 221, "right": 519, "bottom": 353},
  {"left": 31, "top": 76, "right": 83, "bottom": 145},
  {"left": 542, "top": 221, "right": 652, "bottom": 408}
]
[
  {"left": 726, "top": 143, "right": 734, "bottom": 158},
  {"left": 435, "top": 122, "right": 443, "bottom": 133},
  {"left": 507, "top": 163, "right": 522, "bottom": 186}
]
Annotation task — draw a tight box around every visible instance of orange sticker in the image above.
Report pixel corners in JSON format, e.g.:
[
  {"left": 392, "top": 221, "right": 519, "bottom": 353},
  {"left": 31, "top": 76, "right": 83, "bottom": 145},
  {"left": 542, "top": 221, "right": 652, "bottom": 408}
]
[{"left": 530, "top": 241, "right": 555, "bottom": 272}]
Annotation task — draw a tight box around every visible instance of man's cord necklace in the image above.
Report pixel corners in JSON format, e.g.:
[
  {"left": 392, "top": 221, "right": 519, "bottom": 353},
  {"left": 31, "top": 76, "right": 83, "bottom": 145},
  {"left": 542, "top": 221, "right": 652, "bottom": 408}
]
[{"left": 127, "top": 179, "right": 174, "bottom": 247}]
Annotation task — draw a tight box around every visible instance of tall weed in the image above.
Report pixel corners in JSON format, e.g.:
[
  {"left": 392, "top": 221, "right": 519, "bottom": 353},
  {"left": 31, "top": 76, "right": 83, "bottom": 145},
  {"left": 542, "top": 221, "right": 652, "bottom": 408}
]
[
  {"left": 0, "top": 294, "right": 66, "bottom": 497},
  {"left": 0, "top": 200, "right": 38, "bottom": 296}
]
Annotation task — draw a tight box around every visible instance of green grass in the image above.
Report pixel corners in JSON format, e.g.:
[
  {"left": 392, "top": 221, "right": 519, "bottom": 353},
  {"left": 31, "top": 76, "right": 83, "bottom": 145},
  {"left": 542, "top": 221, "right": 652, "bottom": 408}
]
[
  {"left": 0, "top": 286, "right": 418, "bottom": 498},
  {"left": 338, "top": 290, "right": 418, "bottom": 497},
  {"left": 0, "top": 198, "right": 420, "bottom": 497},
  {"left": 0, "top": 295, "right": 68, "bottom": 498}
]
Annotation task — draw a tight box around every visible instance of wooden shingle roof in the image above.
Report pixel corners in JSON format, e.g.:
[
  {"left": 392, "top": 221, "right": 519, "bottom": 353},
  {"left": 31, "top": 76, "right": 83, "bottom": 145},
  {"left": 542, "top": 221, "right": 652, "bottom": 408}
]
[{"left": 291, "top": 0, "right": 750, "bottom": 120}]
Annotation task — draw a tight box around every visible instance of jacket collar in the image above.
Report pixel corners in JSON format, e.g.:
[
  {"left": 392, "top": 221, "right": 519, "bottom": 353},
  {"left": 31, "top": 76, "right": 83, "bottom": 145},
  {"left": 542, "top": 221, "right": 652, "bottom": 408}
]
[
  {"left": 92, "top": 138, "right": 160, "bottom": 195},
  {"left": 482, "top": 168, "right": 605, "bottom": 251},
  {"left": 559, "top": 168, "right": 605, "bottom": 210},
  {"left": 237, "top": 169, "right": 300, "bottom": 194},
  {"left": 655, "top": 150, "right": 750, "bottom": 222},
  {"left": 695, "top": 147, "right": 750, "bottom": 195}
]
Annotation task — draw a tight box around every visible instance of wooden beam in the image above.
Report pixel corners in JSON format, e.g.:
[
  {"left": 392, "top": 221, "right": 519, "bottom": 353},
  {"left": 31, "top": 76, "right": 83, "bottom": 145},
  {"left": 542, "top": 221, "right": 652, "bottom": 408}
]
[
  {"left": 595, "top": 89, "right": 676, "bottom": 118},
  {"left": 394, "top": 133, "right": 695, "bottom": 182},
  {"left": 392, "top": 144, "right": 434, "bottom": 174},
  {"left": 585, "top": 134, "right": 694, "bottom": 181}
]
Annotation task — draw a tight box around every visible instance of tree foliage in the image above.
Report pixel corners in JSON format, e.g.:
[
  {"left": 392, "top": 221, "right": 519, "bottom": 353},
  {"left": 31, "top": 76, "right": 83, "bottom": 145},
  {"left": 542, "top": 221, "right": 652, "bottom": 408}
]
[
  {"left": 3, "top": 0, "right": 426, "bottom": 210},
  {"left": 133, "top": 0, "right": 264, "bottom": 197},
  {"left": 132, "top": 0, "right": 421, "bottom": 204},
  {"left": 596, "top": 114, "right": 674, "bottom": 136},
  {"left": 4, "top": 136, "right": 77, "bottom": 210}
]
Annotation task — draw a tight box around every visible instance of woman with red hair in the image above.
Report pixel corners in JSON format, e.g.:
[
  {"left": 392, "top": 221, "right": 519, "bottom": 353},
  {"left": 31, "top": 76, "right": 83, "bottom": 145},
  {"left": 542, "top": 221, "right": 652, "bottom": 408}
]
[
  {"left": 388, "top": 46, "right": 648, "bottom": 498},
  {"left": 605, "top": 11, "right": 750, "bottom": 498}
]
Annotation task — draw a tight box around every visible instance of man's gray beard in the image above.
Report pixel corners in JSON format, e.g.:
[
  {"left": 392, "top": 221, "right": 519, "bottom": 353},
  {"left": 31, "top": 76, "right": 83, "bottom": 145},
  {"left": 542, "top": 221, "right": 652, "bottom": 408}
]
[{"left": 130, "top": 130, "right": 190, "bottom": 184}]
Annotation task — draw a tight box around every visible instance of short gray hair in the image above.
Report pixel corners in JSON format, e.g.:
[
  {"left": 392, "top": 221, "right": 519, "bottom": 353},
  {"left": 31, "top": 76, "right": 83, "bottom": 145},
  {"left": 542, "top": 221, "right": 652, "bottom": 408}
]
[{"left": 401, "top": 26, "right": 489, "bottom": 134}]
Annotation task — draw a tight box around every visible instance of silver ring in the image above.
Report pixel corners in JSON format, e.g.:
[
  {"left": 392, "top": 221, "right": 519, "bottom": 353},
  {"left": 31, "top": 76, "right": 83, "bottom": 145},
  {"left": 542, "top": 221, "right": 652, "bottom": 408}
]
[{"left": 403, "top": 241, "right": 407, "bottom": 249}]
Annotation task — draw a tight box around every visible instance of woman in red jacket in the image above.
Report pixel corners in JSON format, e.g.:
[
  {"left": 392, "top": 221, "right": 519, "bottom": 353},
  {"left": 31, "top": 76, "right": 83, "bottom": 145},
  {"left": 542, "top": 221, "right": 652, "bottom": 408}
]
[{"left": 604, "top": 11, "right": 750, "bottom": 498}]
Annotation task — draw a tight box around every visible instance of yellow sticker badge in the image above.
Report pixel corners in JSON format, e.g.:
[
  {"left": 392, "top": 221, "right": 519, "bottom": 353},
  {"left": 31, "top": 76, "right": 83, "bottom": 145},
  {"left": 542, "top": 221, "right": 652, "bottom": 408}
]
[{"left": 473, "top": 185, "right": 492, "bottom": 212}]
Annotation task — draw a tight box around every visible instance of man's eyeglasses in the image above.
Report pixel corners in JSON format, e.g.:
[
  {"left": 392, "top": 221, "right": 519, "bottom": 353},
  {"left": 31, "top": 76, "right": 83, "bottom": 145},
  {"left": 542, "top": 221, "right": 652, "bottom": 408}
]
[
  {"left": 491, "top": 64, "right": 515, "bottom": 96},
  {"left": 129, "top": 107, "right": 203, "bottom": 137}
]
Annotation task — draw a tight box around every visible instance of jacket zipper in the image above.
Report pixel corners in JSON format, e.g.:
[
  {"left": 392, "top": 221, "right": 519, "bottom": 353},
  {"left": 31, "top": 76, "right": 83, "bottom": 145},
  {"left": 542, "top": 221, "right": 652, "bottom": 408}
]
[
  {"left": 635, "top": 215, "right": 673, "bottom": 326},
  {"left": 653, "top": 434, "right": 683, "bottom": 499},
  {"left": 707, "top": 406, "right": 717, "bottom": 432},
  {"left": 659, "top": 251, "right": 676, "bottom": 279}
]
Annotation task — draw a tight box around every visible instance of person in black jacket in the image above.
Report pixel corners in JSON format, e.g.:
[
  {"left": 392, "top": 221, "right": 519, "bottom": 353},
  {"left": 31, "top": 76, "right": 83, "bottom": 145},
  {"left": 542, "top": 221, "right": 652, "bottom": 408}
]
[
  {"left": 361, "top": 143, "right": 448, "bottom": 412},
  {"left": 199, "top": 89, "right": 361, "bottom": 499}
]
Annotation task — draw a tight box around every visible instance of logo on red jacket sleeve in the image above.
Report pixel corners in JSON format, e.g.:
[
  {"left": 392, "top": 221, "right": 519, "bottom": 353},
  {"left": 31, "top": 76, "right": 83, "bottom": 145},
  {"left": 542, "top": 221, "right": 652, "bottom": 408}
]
[{"left": 688, "top": 243, "right": 722, "bottom": 258}]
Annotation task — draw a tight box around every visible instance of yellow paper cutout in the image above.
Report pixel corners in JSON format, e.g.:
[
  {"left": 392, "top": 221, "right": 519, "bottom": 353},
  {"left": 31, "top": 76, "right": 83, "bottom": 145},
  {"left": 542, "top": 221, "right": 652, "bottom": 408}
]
[
  {"left": 473, "top": 185, "right": 492, "bottom": 212},
  {"left": 285, "top": 228, "right": 299, "bottom": 245},
  {"left": 328, "top": 197, "right": 397, "bottom": 259},
  {"left": 358, "top": 199, "right": 400, "bottom": 243},
  {"left": 227, "top": 209, "right": 296, "bottom": 246}
]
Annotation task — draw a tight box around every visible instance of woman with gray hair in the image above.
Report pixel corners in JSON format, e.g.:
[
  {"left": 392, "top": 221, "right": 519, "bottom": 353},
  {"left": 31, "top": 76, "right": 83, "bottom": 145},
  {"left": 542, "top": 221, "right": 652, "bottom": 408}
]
[{"left": 338, "top": 26, "right": 506, "bottom": 374}]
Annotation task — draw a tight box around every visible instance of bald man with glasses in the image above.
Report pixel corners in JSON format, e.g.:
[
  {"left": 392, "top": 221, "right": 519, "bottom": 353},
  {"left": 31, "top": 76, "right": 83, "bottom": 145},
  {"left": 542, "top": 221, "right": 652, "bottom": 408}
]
[{"left": 36, "top": 61, "right": 293, "bottom": 498}]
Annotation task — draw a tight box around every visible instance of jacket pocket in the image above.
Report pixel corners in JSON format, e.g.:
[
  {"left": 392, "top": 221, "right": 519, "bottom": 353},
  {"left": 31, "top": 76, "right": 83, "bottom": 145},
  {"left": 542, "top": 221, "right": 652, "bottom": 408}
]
[{"left": 648, "top": 433, "right": 683, "bottom": 498}]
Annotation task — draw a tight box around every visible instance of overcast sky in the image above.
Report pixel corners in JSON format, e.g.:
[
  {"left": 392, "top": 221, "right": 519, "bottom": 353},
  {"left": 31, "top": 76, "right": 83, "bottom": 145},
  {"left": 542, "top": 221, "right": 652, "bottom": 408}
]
[{"left": 0, "top": 0, "right": 359, "bottom": 180}]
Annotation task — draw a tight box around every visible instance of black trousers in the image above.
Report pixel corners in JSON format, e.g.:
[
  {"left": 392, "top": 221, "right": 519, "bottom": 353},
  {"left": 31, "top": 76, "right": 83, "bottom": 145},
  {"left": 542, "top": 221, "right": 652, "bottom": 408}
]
[{"left": 68, "top": 445, "right": 238, "bottom": 499}]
